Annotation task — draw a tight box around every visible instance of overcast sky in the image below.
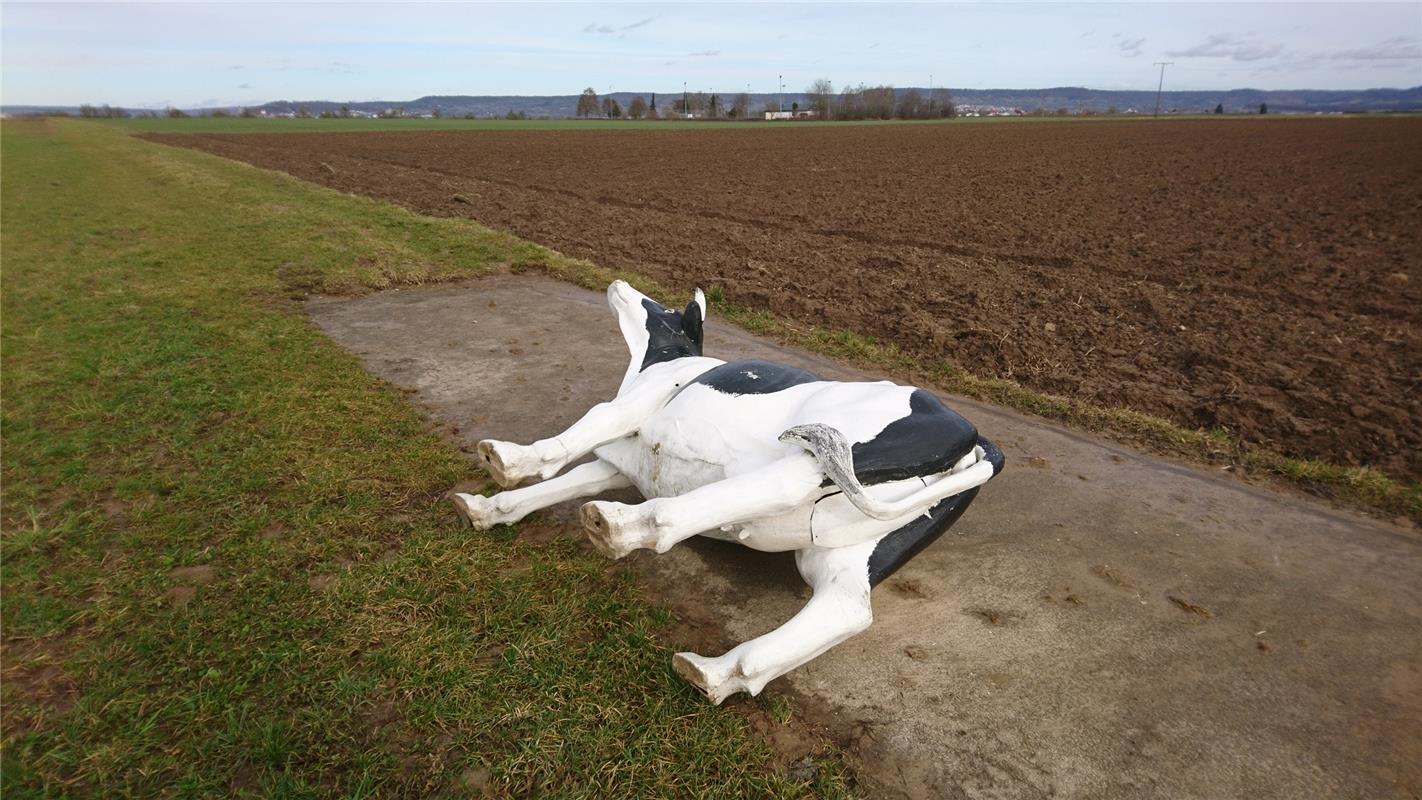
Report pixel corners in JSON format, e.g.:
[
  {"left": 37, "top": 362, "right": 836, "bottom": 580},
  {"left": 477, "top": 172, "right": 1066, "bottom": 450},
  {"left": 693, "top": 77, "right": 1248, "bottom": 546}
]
[{"left": 3, "top": 2, "right": 1419, "bottom": 107}]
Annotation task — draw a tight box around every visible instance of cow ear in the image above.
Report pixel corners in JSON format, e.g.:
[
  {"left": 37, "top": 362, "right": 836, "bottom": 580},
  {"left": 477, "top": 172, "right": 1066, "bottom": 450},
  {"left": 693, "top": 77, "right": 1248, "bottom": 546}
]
[
  {"left": 693, "top": 288, "right": 707, "bottom": 316},
  {"left": 682, "top": 299, "right": 704, "bottom": 350}
]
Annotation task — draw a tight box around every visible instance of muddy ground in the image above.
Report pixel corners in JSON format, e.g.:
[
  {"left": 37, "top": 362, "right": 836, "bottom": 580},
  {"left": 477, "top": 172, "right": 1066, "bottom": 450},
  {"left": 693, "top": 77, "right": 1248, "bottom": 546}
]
[
  {"left": 309, "top": 274, "right": 1421, "bottom": 800},
  {"left": 153, "top": 119, "right": 1422, "bottom": 481}
]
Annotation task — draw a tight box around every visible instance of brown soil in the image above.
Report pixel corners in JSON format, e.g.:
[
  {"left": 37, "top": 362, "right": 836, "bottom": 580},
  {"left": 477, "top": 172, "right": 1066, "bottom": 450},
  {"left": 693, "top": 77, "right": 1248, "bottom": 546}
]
[
  {"left": 1, "top": 638, "right": 79, "bottom": 734},
  {"left": 150, "top": 119, "right": 1422, "bottom": 481}
]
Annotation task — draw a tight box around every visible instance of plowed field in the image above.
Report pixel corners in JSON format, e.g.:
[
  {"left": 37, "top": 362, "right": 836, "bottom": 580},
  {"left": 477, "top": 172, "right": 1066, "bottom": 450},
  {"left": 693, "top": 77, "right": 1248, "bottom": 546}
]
[{"left": 151, "top": 119, "right": 1422, "bottom": 481}]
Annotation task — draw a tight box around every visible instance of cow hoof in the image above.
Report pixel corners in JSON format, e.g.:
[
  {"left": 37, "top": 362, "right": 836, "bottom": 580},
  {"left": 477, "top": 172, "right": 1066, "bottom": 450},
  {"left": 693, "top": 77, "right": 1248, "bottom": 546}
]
[
  {"left": 579, "top": 501, "right": 654, "bottom": 559},
  {"left": 673, "top": 652, "right": 733, "bottom": 705},
  {"left": 476, "top": 440, "right": 523, "bottom": 488},
  {"left": 451, "top": 492, "right": 500, "bottom": 530}
]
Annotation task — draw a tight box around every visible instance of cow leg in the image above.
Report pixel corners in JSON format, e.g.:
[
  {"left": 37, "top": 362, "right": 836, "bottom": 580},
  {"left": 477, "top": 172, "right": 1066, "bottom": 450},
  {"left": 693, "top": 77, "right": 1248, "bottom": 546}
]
[
  {"left": 579, "top": 454, "right": 825, "bottom": 559},
  {"left": 476, "top": 368, "right": 700, "bottom": 488},
  {"left": 451, "top": 459, "right": 632, "bottom": 530},
  {"left": 476, "top": 437, "right": 569, "bottom": 489},
  {"left": 672, "top": 540, "right": 877, "bottom": 704}
]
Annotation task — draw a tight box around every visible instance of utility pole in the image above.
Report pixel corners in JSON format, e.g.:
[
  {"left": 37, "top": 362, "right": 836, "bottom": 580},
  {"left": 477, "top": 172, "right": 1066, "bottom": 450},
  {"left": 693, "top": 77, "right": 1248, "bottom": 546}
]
[
  {"left": 779, "top": 74, "right": 784, "bottom": 113},
  {"left": 1152, "top": 62, "right": 1173, "bottom": 118},
  {"left": 683, "top": 81, "right": 687, "bottom": 118},
  {"left": 929, "top": 72, "right": 934, "bottom": 116}
]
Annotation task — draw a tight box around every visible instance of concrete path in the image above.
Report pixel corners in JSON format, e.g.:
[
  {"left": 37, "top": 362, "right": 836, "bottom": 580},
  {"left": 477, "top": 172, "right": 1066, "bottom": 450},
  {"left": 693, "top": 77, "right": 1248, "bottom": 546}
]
[{"left": 310, "top": 274, "right": 1421, "bottom": 800}]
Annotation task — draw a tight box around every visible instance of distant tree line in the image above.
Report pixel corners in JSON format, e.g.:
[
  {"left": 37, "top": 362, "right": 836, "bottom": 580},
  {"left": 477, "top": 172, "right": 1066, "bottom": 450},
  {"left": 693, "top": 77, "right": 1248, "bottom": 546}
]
[
  {"left": 575, "top": 80, "right": 955, "bottom": 121},
  {"left": 810, "top": 81, "right": 957, "bottom": 120},
  {"left": 78, "top": 104, "right": 128, "bottom": 118}
]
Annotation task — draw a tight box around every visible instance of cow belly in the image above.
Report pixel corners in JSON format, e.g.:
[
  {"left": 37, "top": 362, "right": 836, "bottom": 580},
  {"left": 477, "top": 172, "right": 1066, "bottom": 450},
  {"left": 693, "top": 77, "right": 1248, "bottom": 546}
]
[
  {"left": 593, "top": 384, "right": 810, "bottom": 498},
  {"left": 592, "top": 435, "right": 733, "bottom": 499},
  {"left": 637, "top": 385, "right": 811, "bottom": 490}
]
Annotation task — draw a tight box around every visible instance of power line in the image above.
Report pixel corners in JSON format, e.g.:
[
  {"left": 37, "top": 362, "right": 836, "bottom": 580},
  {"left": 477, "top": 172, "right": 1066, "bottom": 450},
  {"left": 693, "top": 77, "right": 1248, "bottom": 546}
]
[{"left": 1152, "top": 62, "right": 1173, "bottom": 118}]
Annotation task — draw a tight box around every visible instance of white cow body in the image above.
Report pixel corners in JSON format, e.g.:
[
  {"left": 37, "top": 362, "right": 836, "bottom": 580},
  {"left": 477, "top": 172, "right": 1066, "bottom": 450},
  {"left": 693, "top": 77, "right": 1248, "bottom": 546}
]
[
  {"left": 596, "top": 372, "right": 958, "bottom": 553},
  {"left": 453, "top": 281, "right": 1001, "bottom": 703}
]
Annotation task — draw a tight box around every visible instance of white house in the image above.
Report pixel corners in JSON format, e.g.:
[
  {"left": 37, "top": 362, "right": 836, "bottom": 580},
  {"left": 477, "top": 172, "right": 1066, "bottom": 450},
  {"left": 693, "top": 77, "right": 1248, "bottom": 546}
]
[{"left": 764, "top": 110, "right": 818, "bottom": 121}]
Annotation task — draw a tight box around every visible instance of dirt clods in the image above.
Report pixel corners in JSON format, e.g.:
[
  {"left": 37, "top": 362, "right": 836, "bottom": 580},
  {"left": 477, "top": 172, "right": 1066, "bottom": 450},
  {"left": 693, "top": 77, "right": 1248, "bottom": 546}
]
[
  {"left": 1090, "top": 563, "right": 1138, "bottom": 590},
  {"left": 168, "top": 565, "right": 215, "bottom": 583},
  {"left": 164, "top": 586, "right": 197, "bottom": 607},
  {"left": 1167, "top": 594, "right": 1214, "bottom": 618}
]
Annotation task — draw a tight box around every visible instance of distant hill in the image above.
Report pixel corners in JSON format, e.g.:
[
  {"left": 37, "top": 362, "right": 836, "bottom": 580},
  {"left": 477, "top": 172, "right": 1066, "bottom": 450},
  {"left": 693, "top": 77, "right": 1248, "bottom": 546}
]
[
  {"left": 7, "top": 86, "right": 1421, "bottom": 118},
  {"left": 943, "top": 86, "right": 1422, "bottom": 114}
]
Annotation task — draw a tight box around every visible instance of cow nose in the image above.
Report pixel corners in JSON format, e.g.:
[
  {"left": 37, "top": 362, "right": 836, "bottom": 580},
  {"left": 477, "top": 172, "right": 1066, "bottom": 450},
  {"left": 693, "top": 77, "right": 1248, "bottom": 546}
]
[{"left": 608, "top": 280, "right": 635, "bottom": 304}]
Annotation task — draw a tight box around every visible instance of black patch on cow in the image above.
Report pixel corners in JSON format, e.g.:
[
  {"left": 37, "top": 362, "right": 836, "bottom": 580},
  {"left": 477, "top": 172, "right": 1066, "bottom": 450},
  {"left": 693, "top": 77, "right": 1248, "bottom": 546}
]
[
  {"left": 639, "top": 298, "right": 704, "bottom": 371},
  {"left": 692, "top": 359, "right": 822, "bottom": 395},
  {"left": 848, "top": 390, "right": 978, "bottom": 486},
  {"left": 866, "top": 490, "right": 978, "bottom": 586},
  {"left": 866, "top": 435, "right": 1005, "bottom": 585}
]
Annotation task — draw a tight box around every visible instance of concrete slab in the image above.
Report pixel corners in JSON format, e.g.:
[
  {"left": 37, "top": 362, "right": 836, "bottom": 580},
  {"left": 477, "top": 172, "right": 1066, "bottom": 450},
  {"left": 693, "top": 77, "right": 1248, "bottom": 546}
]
[{"left": 309, "top": 274, "right": 1421, "bottom": 800}]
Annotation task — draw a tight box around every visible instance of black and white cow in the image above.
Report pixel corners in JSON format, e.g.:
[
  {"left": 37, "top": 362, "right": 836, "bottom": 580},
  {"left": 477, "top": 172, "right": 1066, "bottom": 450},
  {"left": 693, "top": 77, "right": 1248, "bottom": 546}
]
[{"left": 453, "top": 280, "right": 1004, "bottom": 703}]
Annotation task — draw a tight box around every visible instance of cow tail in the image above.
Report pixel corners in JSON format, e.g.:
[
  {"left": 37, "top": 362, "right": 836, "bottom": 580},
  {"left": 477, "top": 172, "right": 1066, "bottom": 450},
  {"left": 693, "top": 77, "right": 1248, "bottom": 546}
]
[
  {"left": 779, "top": 423, "right": 996, "bottom": 522},
  {"left": 778, "top": 423, "right": 899, "bottom": 520}
]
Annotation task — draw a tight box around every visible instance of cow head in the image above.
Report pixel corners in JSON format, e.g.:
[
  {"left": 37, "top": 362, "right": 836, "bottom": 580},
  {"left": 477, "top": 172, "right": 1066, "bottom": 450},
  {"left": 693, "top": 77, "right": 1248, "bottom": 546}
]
[{"left": 608, "top": 280, "right": 706, "bottom": 394}]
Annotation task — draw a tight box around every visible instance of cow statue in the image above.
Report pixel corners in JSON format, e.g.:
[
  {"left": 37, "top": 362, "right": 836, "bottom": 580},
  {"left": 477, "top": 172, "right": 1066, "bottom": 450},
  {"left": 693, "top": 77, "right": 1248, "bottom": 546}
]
[{"left": 452, "top": 280, "right": 1003, "bottom": 704}]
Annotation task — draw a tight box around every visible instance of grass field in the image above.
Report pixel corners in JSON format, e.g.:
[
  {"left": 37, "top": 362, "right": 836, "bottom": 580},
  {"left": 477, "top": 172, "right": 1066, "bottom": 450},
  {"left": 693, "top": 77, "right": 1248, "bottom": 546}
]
[
  {"left": 99, "top": 112, "right": 1303, "bottom": 135},
  {"left": 0, "top": 119, "right": 850, "bottom": 797}
]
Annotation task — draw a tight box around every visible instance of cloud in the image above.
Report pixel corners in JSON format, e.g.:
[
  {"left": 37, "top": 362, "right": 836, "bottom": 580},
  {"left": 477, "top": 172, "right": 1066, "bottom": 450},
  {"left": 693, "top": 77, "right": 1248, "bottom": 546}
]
[
  {"left": 585, "top": 17, "right": 653, "bottom": 34},
  {"left": 1329, "top": 36, "right": 1421, "bottom": 61},
  {"left": 236, "top": 83, "right": 251, "bottom": 89},
  {"left": 1080, "top": 30, "right": 1094, "bottom": 39},
  {"left": 1118, "top": 37, "right": 1145, "bottom": 57},
  {"left": 1168, "top": 34, "right": 1283, "bottom": 62},
  {"left": 689, "top": 50, "right": 720, "bottom": 57},
  {"left": 1252, "top": 35, "right": 1420, "bottom": 75},
  {"left": 230, "top": 64, "right": 243, "bottom": 70}
]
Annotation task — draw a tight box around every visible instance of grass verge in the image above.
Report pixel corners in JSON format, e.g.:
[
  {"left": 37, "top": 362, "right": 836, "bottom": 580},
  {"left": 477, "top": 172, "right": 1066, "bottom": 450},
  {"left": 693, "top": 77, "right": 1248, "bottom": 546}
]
[{"left": 0, "top": 119, "right": 851, "bottom": 796}]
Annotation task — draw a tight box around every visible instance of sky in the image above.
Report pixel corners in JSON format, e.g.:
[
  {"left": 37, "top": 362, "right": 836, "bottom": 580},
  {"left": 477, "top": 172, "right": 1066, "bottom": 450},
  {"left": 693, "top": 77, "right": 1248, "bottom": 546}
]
[{"left": 2, "top": 2, "right": 1420, "bottom": 108}]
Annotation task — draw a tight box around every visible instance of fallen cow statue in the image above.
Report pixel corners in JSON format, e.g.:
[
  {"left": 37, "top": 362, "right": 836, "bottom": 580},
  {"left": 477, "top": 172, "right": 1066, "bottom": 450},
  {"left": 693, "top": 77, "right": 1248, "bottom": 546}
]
[{"left": 452, "top": 281, "right": 1004, "bottom": 703}]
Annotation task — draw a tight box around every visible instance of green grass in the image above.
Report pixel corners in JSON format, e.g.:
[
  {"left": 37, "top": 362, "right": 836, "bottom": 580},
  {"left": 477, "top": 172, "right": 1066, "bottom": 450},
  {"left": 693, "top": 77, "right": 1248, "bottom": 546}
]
[
  {"left": 96, "top": 112, "right": 1340, "bottom": 135},
  {"left": 111, "top": 116, "right": 942, "bottom": 134},
  {"left": 0, "top": 119, "right": 852, "bottom": 797},
  {"left": 111, "top": 116, "right": 759, "bottom": 133}
]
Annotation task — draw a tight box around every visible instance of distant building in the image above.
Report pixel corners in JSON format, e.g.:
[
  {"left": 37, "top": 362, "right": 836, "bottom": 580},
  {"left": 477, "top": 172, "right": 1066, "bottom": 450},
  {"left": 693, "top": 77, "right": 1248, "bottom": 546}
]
[{"left": 764, "top": 110, "right": 817, "bottom": 121}]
